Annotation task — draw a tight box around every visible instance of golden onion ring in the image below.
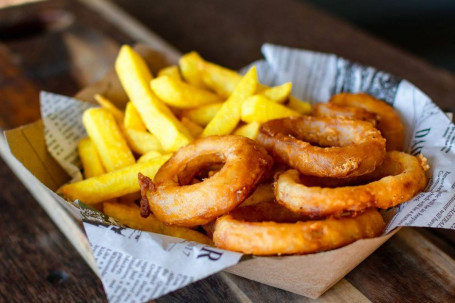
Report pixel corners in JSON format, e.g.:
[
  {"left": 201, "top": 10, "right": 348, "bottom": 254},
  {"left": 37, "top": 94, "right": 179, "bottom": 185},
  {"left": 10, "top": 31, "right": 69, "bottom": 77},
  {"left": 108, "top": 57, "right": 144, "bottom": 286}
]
[
  {"left": 213, "top": 205, "right": 385, "bottom": 255},
  {"left": 330, "top": 93, "right": 404, "bottom": 151},
  {"left": 275, "top": 151, "right": 428, "bottom": 217},
  {"left": 141, "top": 135, "right": 273, "bottom": 227},
  {"left": 313, "top": 102, "right": 378, "bottom": 126},
  {"left": 257, "top": 116, "right": 386, "bottom": 178}
]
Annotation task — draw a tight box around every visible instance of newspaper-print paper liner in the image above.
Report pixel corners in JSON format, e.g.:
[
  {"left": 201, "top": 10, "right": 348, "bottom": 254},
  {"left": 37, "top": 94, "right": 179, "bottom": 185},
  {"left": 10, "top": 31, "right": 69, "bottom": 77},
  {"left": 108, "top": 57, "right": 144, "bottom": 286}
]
[
  {"left": 39, "top": 93, "right": 242, "bottom": 303},
  {"left": 79, "top": 203, "right": 241, "bottom": 303},
  {"left": 38, "top": 44, "right": 455, "bottom": 302}
]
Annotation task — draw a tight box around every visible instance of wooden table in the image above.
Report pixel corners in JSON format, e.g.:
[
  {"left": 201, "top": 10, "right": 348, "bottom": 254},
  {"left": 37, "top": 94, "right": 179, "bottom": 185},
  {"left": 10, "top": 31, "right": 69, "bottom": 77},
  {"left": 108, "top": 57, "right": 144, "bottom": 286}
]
[{"left": 1, "top": 0, "right": 455, "bottom": 302}]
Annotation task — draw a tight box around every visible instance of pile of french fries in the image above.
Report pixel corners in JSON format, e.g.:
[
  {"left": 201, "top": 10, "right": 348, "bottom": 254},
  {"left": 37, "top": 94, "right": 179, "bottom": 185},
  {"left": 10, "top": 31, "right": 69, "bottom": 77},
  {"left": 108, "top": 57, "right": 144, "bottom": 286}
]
[{"left": 60, "top": 45, "right": 311, "bottom": 243}]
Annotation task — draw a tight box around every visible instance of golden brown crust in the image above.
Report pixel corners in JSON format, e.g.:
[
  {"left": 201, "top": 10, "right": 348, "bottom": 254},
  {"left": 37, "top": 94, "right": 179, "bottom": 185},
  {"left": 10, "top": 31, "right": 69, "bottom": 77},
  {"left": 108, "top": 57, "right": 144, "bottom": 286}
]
[
  {"left": 313, "top": 102, "right": 378, "bottom": 126},
  {"left": 257, "top": 116, "right": 386, "bottom": 178},
  {"left": 330, "top": 93, "right": 405, "bottom": 151},
  {"left": 144, "top": 135, "right": 273, "bottom": 227},
  {"left": 275, "top": 151, "right": 427, "bottom": 217},
  {"left": 213, "top": 207, "right": 385, "bottom": 255}
]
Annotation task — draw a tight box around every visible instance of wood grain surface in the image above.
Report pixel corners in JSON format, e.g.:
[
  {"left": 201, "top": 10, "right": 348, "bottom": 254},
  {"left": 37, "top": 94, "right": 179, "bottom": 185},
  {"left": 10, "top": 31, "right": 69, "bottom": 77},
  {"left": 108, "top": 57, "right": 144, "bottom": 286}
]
[{"left": 1, "top": 0, "right": 455, "bottom": 302}]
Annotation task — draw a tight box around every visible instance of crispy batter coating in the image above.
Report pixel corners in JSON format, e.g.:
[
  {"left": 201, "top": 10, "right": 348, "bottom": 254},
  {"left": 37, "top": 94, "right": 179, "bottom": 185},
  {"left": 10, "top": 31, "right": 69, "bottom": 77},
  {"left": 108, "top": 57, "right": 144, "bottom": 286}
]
[
  {"left": 275, "top": 151, "right": 428, "bottom": 217},
  {"left": 213, "top": 205, "right": 385, "bottom": 255},
  {"left": 313, "top": 102, "right": 378, "bottom": 126},
  {"left": 142, "top": 135, "right": 273, "bottom": 227},
  {"left": 257, "top": 116, "right": 386, "bottom": 178},
  {"left": 330, "top": 93, "right": 405, "bottom": 151}
]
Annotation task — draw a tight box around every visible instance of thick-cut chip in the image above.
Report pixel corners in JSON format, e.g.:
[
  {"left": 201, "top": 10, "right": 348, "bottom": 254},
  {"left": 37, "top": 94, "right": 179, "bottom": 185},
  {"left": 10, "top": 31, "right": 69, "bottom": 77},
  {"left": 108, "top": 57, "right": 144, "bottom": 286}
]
[
  {"left": 233, "top": 122, "right": 261, "bottom": 140},
  {"left": 179, "top": 51, "right": 207, "bottom": 89},
  {"left": 94, "top": 94, "right": 125, "bottom": 124},
  {"left": 117, "top": 191, "right": 141, "bottom": 204},
  {"left": 181, "top": 117, "right": 203, "bottom": 138},
  {"left": 200, "top": 60, "right": 242, "bottom": 98},
  {"left": 124, "top": 102, "right": 146, "bottom": 132},
  {"left": 151, "top": 75, "right": 222, "bottom": 109},
  {"left": 157, "top": 65, "right": 182, "bottom": 81},
  {"left": 60, "top": 155, "right": 170, "bottom": 204},
  {"left": 104, "top": 201, "right": 212, "bottom": 244},
  {"left": 241, "top": 95, "right": 300, "bottom": 123},
  {"left": 78, "top": 137, "right": 105, "bottom": 178},
  {"left": 83, "top": 108, "right": 135, "bottom": 172},
  {"left": 115, "top": 45, "right": 193, "bottom": 151},
  {"left": 181, "top": 102, "right": 223, "bottom": 126},
  {"left": 202, "top": 67, "right": 258, "bottom": 136},
  {"left": 241, "top": 183, "right": 275, "bottom": 206},
  {"left": 182, "top": 51, "right": 288, "bottom": 102},
  {"left": 287, "top": 96, "right": 312, "bottom": 114},
  {"left": 259, "top": 82, "right": 292, "bottom": 104},
  {"left": 137, "top": 151, "right": 171, "bottom": 163},
  {"left": 123, "top": 128, "right": 163, "bottom": 155}
]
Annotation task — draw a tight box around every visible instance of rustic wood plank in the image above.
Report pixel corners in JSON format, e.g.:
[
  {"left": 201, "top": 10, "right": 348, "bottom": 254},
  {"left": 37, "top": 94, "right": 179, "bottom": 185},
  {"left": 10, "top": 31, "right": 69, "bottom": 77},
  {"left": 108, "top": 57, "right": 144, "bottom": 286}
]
[
  {"left": 223, "top": 274, "right": 371, "bottom": 303},
  {"left": 346, "top": 228, "right": 455, "bottom": 302},
  {"left": 0, "top": 142, "right": 107, "bottom": 302},
  {"left": 1, "top": 0, "right": 455, "bottom": 302},
  {"left": 0, "top": 44, "right": 41, "bottom": 129}
]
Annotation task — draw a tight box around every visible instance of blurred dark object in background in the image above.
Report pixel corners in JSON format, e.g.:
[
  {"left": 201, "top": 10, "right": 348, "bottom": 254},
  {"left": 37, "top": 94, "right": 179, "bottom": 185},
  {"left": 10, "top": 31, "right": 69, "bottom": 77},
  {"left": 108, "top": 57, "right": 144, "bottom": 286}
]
[
  {"left": 300, "top": 0, "right": 455, "bottom": 73},
  {"left": 114, "top": 0, "right": 455, "bottom": 73}
]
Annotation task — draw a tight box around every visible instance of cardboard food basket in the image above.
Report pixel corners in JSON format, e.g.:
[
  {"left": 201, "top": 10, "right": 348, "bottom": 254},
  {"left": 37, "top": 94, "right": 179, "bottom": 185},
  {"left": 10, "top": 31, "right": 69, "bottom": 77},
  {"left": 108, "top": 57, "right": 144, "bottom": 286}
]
[{"left": 5, "top": 44, "right": 451, "bottom": 301}]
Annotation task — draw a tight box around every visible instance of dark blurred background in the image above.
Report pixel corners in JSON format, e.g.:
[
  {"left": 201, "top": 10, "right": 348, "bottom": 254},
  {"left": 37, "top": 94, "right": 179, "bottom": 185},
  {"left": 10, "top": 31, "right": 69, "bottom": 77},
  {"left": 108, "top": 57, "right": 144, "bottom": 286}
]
[
  {"left": 115, "top": 0, "right": 455, "bottom": 73},
  {"left": 300, "top": 0, "right": 455, "bottom": 72}
]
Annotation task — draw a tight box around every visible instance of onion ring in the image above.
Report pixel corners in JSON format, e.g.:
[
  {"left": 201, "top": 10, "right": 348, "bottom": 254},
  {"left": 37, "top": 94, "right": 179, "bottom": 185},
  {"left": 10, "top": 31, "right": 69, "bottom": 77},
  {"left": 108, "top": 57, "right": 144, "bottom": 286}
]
[
  {"left": 141, "top": 135, "right": 273, "bottom": 227},
  {"left": 313, "top": 102, "right": 377, "bottom": 126},
  {"left": 213, "top": 205, "right": 385, "bottom": 255},
  {"left": 330, "top": 93, "right": 404, "bottom": 151},
  {"left": 275, "top": 151, "right": 428, "bottom": 217},
  {"left": 257, "top": 116, "right": 386, "bottom": 178}
]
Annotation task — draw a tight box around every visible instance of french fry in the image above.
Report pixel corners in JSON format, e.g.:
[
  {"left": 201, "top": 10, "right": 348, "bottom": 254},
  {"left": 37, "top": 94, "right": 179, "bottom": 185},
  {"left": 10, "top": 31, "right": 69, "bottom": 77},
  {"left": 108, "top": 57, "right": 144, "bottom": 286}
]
[
  {"left": 157, "top": 65, "right": 182, "bottom": 81},
  {"left": 202, "top": 67, "right": 258, "bottom": 136},
  {"left": 123, "top": 128, "right": 163, "bottom": 155},
  {"left": 287, "top": 96, "right": 312, "bottom": 115},
  {"left": 103, "top": 201, "right": 212, "bottom": 244},
  {"left": 60, "top": 155, "right": 170, "bottom": 204},
  {"left": 94, "top": 94, "right": 125, "bottom": 124},
  {"left": 179, "top": 51, "right": 207, "bottom": 89},
  {"left": 181, "top": 117, "right": 203, "bottom": 138},
  {"left": 259, "top": 82, "right": 292, "bottom": 104},
  {"left": 124, "top": 102, "right": 146, "bottom": 132},
  {"left": 83, "top": 108, "right": 135, "bottom": 172},
  {"left": 182, "top": 52, "right": 293, "bottom": 104},
  {"left": 200, "top": 60, "right": 243, "bottom": 98},
  {"left": 233, "top": 122, "right": 261, "bottom": 140},
  {"left": 241, "top": 183, "right": 275, "bottom": 206},
  {"left": 137, "top": 150, "right": 170, "bottom": 163},
  {"left": 77, "top": 137, "right": 106, "bottom": 178},
  {"left": 115, "top": 45, "right": 193, "bottom": 152},
  {"left": 181, "top": 102, "right": 223, "bottom": 126},
  {"left": 241, "top": 95, "right": 300, "bottom": 123},
  {"left": 117, "top": 191, "right": 141, "bottom": 204},
  {"left": 150, "top": 75, "right": 222, "bottom": 109}
]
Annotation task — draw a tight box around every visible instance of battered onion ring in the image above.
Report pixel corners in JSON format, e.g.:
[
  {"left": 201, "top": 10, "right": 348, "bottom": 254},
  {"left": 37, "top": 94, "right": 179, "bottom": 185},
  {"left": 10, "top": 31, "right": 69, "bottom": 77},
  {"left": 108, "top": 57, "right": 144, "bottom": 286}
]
[
  {"left": 213, "top": 205, "right": 385, "bottom": 255},
  {"left": 313, "top": 102, "right": 378, "bottom": 126},
  {"left": 330, "top": 93, "right": 404, "bottom": 151},
  {"left": 141, "top": 135, "right": 273, "bottom": 227},
  {"left": 275, "top": 151, "right": 428, "bottom": 217},
  {"left": 257, "top": 116, "right": 386, "bottom": 178}
]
